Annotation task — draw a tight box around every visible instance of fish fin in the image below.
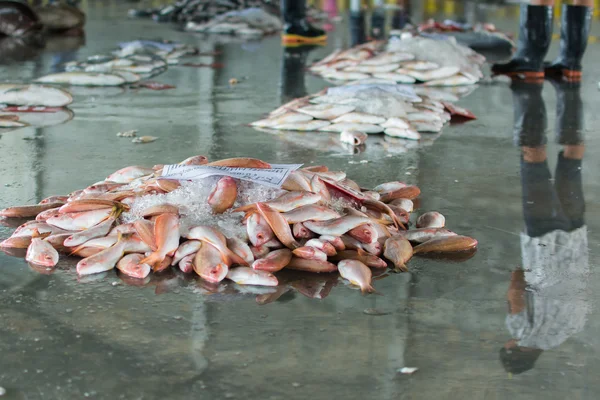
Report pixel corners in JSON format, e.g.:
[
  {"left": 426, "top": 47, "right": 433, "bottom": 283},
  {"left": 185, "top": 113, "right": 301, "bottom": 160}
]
[
  {"left": 356, "top": 248, "right": 368, "bottom": 257},
  {"left": 31, "top": 228, "right": 41, "bottom": 239},
  {"left": 231, "top": 204, "right": 257, "bottom": 215},
  {"left": 226, "top": 248, "right": 250, "bottom": 267}
]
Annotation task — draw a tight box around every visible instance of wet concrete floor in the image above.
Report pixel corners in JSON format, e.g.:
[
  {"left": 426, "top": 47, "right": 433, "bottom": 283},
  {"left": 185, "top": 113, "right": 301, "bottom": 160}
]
[{"left": 1, "top": 1, "right": 600, "bottom": 399}]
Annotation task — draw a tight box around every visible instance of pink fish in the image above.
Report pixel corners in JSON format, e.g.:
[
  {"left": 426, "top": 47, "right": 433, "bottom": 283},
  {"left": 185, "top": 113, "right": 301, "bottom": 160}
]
[
  {"left": 226, "top": 267, "right": 279, "bottom": 286},
  {"left": 193, "top": 241, "right": 229, "bottom": 283},
  {"left": 303, "top": 216, "right": 373, "bottom": 237},
  {"left": 47, "top": 208, "right": 114, "bottom": 231},
  {"left": 252, "top": 248, "right": 292, "bottom": 272},
  {"left": 140, "top": 214, "right": 180, "bottom": 269},
  {"left": 207, "top": 177, "right": 237, "bottom": 214},
  {"left": 26, "top": 235, "right": 59, "bottom": 267},
  {"left": 178, "top": 253, "right": 196, "bottom": 274},
  {"left": 293, "top": 222, "right": 315, "bottom": 239},
  {"left": 246, "top": 211, "right": 274, "bottom": 247},
  {"left": 106, "top": 166, "right": 154, "bottom": 183},
  {"left": 172, "top": 240, "right": 202, "bottom": 265},
  {"left": 281, "top": 205, "right": 341, "bottom": 224},
  {"left": 338, "top": 260, "right": 376, "bottom": 293},
  {"left": 63, "top": 217, "right": 116, "bottom": 247},
  {"left": 292, "top": 246, "right": 328, "bottom": 261},
  {"left": 116, "top": 253, "right": 151, "bottom": 279},
  {"left": 186, "top": 225, "right": 248, "bottom": 266}
]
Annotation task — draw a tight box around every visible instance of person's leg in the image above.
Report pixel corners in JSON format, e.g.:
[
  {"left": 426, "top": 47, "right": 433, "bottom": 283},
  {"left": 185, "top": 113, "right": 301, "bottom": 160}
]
[
  {"left": 280, "top": 0, "right": 326, "bottom": 44},
  {"left": 544, "top": 0, "right": 592, "bottom": 81},
  {"left": 280, "top": 46, "right": 314, "bottom": 103},
  {"left": 491, "top": 2, "right": 554, "bottom": 80}
]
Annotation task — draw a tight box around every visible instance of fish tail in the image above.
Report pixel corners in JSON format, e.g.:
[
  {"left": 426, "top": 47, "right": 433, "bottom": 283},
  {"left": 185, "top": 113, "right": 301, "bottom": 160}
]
[
  {"left": 393, "top": 262, "right": 409, "bottom": 273},
  {"left": 362, "top": 285, "right": 382, "bottom": 296},
  {"left": 140, "top": 252, "right": 164, "bottom": 270}
]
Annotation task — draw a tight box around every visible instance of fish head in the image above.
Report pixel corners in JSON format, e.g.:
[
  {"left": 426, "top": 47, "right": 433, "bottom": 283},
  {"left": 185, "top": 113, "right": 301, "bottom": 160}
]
[
  {"left": 30, "top": 247, "right": 58, "bottom": 267},
  {"left": 351, "top": 224, "right": 377, "bottom": 244},
  {"left": 206, "top": 263, "right": 228, "bottom": 283}
]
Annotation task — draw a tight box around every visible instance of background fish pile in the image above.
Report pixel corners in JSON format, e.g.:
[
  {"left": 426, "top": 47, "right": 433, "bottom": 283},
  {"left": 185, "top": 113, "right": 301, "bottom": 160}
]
[
  {"left": 309, "top": 36, "right": 484, "bottom": 86},
  {"left": 0, "top": 156, "right": 477, "bottom": 294},
  {"left": 0, "top": 40, "right": 197, "bottom": 131},
  {"left": 251, "top": 82, "right": 474, "bottom": 139}
]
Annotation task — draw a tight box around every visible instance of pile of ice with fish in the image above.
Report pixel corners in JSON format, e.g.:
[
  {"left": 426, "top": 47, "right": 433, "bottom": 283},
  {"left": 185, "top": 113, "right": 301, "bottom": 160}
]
[
  {"left": 0, "top": 156, "right": 477, "bottom": 296},
  {"left": 251, "top": 82, "right": 475, "bottom": 141},
  {"left": 309, "top": 36, "right": 485, "bottom": 86}
]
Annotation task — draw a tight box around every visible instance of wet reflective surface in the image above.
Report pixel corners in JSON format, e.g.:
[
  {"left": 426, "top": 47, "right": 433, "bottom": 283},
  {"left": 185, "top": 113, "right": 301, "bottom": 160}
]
[{"left": 2, "top": 2, "right": 600, "bottom": 399}]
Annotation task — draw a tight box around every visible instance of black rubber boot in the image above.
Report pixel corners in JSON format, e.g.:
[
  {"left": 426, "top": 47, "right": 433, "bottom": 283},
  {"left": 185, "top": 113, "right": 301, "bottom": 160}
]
[
  {"left": 281, "top": 0, "right": 326, "bottom": 45},
  {"left": 548, "top": 77, "right": 584, "bottom": 145},
  {"left": 511, "top": 81, "right": 547, "bottom": 147},
  {"left": 544, "top": 5, "right": 592, "bottom": 81},
  {"left": 349, "top": 11, "right": 367, "bottom": 47},
  {"left": 491, "top": 4, "right": 553, "bottom": 80},
  {"left": 370, "top": 9, "right": 386, "bottom": 40},
  {"left": 280, "top": 46, "right": 315, "bottom": 103}
]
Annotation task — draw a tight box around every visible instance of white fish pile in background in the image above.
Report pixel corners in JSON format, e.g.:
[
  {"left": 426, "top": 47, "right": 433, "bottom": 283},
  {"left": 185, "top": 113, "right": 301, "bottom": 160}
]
[
  {"left": 0, "top": 156, "right": 477, "bottom": 296},
  {"left": 38, "top": 39, "right": 199, "bottom": 86},
  {"left": 185, "top": 7, "right": 282, "bottom": 38},
  {"left": 251, "top": 82, "right": 473, "bottom": 139},
  {"left": 309, "top": 36, "right": 484, "bottom": 86}
]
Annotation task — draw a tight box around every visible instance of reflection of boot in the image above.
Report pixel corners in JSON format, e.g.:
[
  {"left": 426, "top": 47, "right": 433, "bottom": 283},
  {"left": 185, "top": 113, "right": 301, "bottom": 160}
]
[
  {"left": 549, "top": 77, "right": 584, "bottom": 145},
  {"left": 544, "top": 5, "right": 592, "bottom": 82},
  {"left": 555, "top": 151, "right": 585, "bottom": 230},
  {"left": 281, "top": 0, "right": 326, "bottom": 45},
  {"left": 391, "top": 9, "right": 411, "bottom": 31},
  {"left": 280, "top": 45, "right": 314, "bottom": 103},
  {"left": 511, "top": 81, "right": 547, "bottom": 147},
  {"left": 349, "top": 11, "right": 367, "bottom": 47},
  {"left": 491, "top": 5, "right": 553, "bottom": 80},
  {"left": 370, "top": 9, "right": 385, "bottom": 40}
]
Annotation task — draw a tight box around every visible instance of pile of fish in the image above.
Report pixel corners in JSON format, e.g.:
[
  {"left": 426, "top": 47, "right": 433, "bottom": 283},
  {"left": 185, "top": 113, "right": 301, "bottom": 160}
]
[
  {"left": 0, "top": 156, "right": 477, "bottom": 294},
  {"left": 251, "top": 82, "right": 475, "bottom": 139},
  {"left": 309, "top": 37, "right": 484, "bottom": 86},
  {"left": 184, "top": 7, "right": 281, "bottom": 38}
]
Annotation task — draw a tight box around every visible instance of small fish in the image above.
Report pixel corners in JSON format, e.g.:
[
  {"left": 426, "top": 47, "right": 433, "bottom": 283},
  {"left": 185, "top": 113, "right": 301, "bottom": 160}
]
[
  {"left": 396, "top": 228, "right": 458, "bottom": 243},
  {"left": 389, "top": 199, "right": 414, "bottom": 213},
  {"left": 36, "top": 72, "right": 127, "bottom": 86},
  {"left": 286, "top": 257, "right": 338, "bottom": 273},
  {"left": 373, "top": 181, "right": 407, "bottom": 193},
  {"left": 411, "top": 121, "right": 443, "bottom": 133},
  {"left": 425, "top": 74, "right": 477, "bottom": 87},
  {"left": 347, "top": 224, "right": 378, "bottom": 244},
  {"left": 344, "top": 63, "right": 401, "bottom": 74},
  {"left": 178, "top": 253, "right": 195, "bottom": 274},
  {"left": 106, "top": 166, "right": 154, "bottom": 183},
  {"left": 292, "top": 246, "right": 328, "bottom": 261},
  {"left": 338, "top": 260, "right": 376, "bottom": 293},
  {"left": 226, "top": 237, "right": 254, "bottom": 265},
  {"left": 0, "top": 202, "right": 65, "bottom": 218},
  {"left": 133, "top": 219, "right": 157, "bottom": 251},
  {"left": 207, "top": 158, "right": 271, "bottom": 169},
  {"left": 282, "top": 171, "right": 312, "bottom": 192},
  {"left": 404, "top": 66, "right": 461, "bottom": 82},
  {"left": 251, "top": 112, "right": 313, "bottom": 128},
  {"left": 0, "top": 84, "right": 73, "bottom": 107},
  {"left": 304, "top": 239, "right": 337, "bottom": 256},
  {"left": 1, "top": 235, "right": 33, "bottom": 249},
  {"left": 303, "top": 216, "right": 373, "bottom": 237},
  {"left": 26, "top": 236, "right": 59, "bottom": 267},
  {"left": 416, "top": 212, "right": 446, "bottom": 228},
  {"left": 363, "top": 191, "right": 381, "bottom": 201},
  {"left": 252, "top": 248, "right": 292, "bottom": 272},
  {"left": 403, "top": 61, "right": 440, "bottom": 71},
  {"left": 246, "top": 212, "right": 274, "bottom": 247},
  {"left": 340, "top": 130, "right": 368, "bottom": 146},
  {"left": 59, "top": 199, "right": 118, "bottom": 214},
  {"left": 140, "top": 204, "right": 179, "bottom": 218},
  {"left": 383, "top": 237, "right": 413, "bottom": 272},
  {"left": 43, "top": 233, "right": 72, "bottom": 253},
  {"left": 76, "top": 237, "right": 127, "bottom": 275},
  {"left": 255, "top": 203, "right": 299, "bottom": 249},
  {"left": 372, "top": 73, "right": 416, "bottom": 83},
  {"left": 384, "top": 128, "right": 421, "bottom": 140},
  {"left": 35, "top": 207, "right": 61, "bottom": 221},
  {"left": 179, "top": 155, "right": 209, "bottom": 166},
  {"left": 116, "top": 130, "right": 137, "bottom": 137},
  {"left": 207, "top": 177, "right": 237, "bottom": 214},
  {"left": 332, "top": 249, "right": 387, "bottom": 268},
  {"left": 63, "top": 216, "right": 116, "bottom": 247},
  {"left": 406, "top": 111, "right": 443, "bottom": 123},
  {"left": 132, "top": 136, "right": 158, "bottom": 144},
  {"left": 116, "top": 254, "right": 151, "bottom": 279},
  {"left": 140, "top": 213, "right": 180, "bottom": 269},
  {"left": 293, "top": 222, "right": 315, "bottom": 239},
  {"left": 296, "top": 104, "right": 356, "bottom": 120},
  {"left": 361, "top": 52, "right": 415, "bottom": 65},
  {"left": 47, "top": 208, "right": 114, "bottom": 231},
  {"left": 226, "top": 267, "right": 278, "bottom": 286},
  {"left": 412, "top": 235, "right": 478, "bottom": 254},
  {"left": 172, "top": 240, "right": 202, "bottom": 265},
  {"left": 381, "top": 117, "right": 411, "bottom": 130},
  {"left": 193, "top": 241, "right": 229, "bottom": 283},
  {"left": 262, "top": 191, "right": 322, "bottom": 213},
  {"left": 187, "top": 225, "right": 248, "bottom": 266},
  {"left": 39, "top": 195, "right": 69, "bottom": 204},
  {"left": 379, "top": 186, "right": 421, "bottom": 203},
  {"left": 319, "top": 235, "right": 346, "bottom": 251},
  {"left": 271, "top": 120, "right": 331, "bottom": 131},
  {"left": 321, "top": 70, "right": 370, "bottom": 81},
  {"left": 320, "top": 123, "right": 383, "bottom": 134}
]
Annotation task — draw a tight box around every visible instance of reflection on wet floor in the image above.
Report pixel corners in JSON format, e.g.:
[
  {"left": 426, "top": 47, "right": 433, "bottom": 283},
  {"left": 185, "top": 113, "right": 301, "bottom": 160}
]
[{"left": 1, "top": 1, "right": 600, "bottom": 399}]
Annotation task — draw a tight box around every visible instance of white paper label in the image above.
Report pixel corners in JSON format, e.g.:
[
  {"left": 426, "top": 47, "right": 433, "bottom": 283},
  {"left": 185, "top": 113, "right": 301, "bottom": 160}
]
[{"left": 160, "top": 163, "right": 303, "bottom": 188}]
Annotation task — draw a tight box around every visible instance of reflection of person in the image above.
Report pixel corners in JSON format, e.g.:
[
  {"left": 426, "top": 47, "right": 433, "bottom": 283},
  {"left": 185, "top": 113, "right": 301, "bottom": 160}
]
[
  {"left": 500, "top": 79, "right": 590, "bottom": 375},
  {"left": 279, "top": 45, "right": 315, "bottom": 104},
  {"left": 492, "top": 1, "right": 592, "bottom": 81},
  {"left": 280, "top": 0, "right": 326, "bottom": 45}
]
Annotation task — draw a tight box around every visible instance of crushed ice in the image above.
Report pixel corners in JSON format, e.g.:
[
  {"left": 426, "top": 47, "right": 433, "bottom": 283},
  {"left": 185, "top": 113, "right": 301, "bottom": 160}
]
[{"left": 121, "top": 178, "right": 284, "bottom": 239}]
